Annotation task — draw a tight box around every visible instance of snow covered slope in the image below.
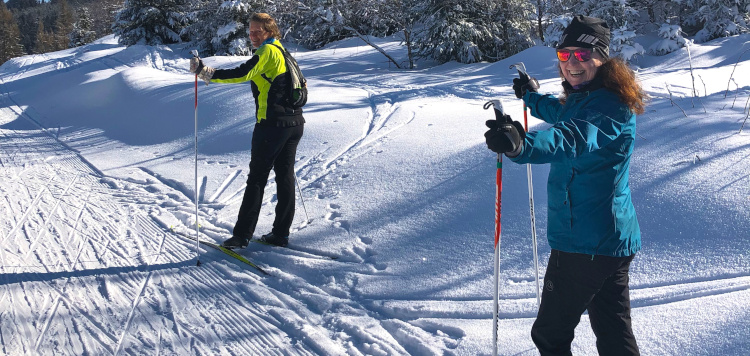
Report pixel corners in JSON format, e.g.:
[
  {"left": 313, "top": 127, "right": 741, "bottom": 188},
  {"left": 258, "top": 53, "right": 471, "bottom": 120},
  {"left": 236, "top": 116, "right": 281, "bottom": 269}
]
[{"left": 1, "top": 34, "right": 749, "bottom": 355}]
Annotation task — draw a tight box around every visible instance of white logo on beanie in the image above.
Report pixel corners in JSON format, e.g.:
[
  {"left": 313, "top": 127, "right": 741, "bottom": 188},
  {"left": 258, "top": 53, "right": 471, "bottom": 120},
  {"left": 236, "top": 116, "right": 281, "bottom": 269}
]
[{"left": 576, "top": 34, "right": 599, "bottom": 45}]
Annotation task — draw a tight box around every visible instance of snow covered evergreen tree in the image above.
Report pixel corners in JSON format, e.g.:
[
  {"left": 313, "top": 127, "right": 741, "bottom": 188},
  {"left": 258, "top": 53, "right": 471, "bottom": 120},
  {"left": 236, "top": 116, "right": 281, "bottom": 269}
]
[
  {"left": 611, "top": 25, "right": 645, "bottom": 60},
  {"left": 494, "top": 0, "right": 535, "bottom": 57},
  {"left": 416, "top": 0, "right": 508, "bottom": 63},
  {"left": 692, "top": 0, "right": 750, "bottom": 42},
  {"left": 212, "top": 0, "right": 263, "bottom": 55},
  {"left": 648, "top": 22, "right": 686, "bottom": 55},
  {"left": 183, "top": 0, "right": 267, "bottom": 56},
  {"left": 113, "top": 0, "right": 189, "bottom": 46},
  {"left": 543, "top": 15, "right": 571, "bottom": 47},
  {"left": 573, "top": 0, "right": 639, "bottom": 31},
  {"left": 69, "top": 7, "right": 97, "bottom": 47},
  {"left": 295, "top": 0, "right": 353, "bottom": 49}
]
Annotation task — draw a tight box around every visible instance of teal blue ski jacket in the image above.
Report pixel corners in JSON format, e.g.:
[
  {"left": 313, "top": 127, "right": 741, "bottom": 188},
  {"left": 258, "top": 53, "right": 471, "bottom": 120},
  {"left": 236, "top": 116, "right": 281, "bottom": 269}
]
[{"left": 512, "top": 85, "right": 641, "bottom": 257}]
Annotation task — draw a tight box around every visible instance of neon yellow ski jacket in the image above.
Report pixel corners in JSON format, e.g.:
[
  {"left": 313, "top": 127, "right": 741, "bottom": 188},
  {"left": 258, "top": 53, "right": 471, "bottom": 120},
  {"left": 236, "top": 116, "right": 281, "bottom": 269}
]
[{"left": 210, "top": 39, "right": 304, "bottom": 127}]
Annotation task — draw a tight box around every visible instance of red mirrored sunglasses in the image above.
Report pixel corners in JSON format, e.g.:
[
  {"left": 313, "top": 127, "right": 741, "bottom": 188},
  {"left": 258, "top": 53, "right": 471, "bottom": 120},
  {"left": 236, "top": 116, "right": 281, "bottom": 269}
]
[{"left": 556, "top": 48, "right": 594, "bottom": 62}]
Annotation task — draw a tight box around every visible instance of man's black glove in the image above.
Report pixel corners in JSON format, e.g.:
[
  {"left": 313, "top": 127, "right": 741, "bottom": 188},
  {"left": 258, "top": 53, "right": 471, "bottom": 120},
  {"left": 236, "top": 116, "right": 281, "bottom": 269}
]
[
  {"left": 512, "top": 72, "right": 539, "bottom": 99},
  {"left": 484, "top": 117, "right": 526, "bottom": 156}
]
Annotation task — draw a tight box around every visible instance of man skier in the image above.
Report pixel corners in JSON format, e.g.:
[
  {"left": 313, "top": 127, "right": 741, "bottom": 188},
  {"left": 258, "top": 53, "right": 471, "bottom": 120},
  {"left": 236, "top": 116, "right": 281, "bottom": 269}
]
[{"left": 190, "top": 13, "right": 304, "bottom": 248}]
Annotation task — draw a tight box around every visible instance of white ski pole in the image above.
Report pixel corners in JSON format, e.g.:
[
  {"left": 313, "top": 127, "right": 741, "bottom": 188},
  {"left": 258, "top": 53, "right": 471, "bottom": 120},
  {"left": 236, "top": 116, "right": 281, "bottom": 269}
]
[
  {"left": 510, "top": 62, "right": 541, "bottom": 307},
  {"left": 191, "top": 50, "right": 202, "bottom": 266},
  {"left": 293, "top": 171, "right": 310, "bottom": 223}
]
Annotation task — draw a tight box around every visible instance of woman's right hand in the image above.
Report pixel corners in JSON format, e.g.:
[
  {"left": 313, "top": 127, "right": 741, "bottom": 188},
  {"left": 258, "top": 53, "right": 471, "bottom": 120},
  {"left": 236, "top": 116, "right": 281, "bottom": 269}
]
[{"left": 512, "top": 72, "right": 539, "bottom": 99}]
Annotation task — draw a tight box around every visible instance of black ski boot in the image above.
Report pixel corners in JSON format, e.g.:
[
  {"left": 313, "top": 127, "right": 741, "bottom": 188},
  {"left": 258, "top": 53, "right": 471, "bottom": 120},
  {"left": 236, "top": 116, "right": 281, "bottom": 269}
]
[
  {"left": 222, "top": 235, "right": 249, "bottom": 249},
  {"left": 259, "top": 232, "right": 289, "bottom": 247}
]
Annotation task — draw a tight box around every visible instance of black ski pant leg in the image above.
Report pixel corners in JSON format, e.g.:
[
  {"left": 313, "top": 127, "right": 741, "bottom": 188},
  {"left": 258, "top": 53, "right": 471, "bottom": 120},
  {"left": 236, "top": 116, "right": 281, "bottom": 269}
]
[
  {"left": 531, "top": 250, "right": 639, "bottom": 356},
  {"left": 588, "top": 255, "right": 639, "bottom": 356},
  {"left": 271, "top": 124, "right": 303, "bottom": 237},
  {"left": 232, "top": 125, "right": 301, "bottom": 239}
]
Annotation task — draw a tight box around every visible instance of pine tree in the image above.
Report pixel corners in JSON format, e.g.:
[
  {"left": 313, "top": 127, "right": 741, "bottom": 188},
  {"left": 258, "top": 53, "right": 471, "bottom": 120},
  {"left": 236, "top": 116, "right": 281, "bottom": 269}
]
[
  {"left": 573, "top": 0, "right": 639, "bottom": 31},
  {"left": 212, "top": 0, "right": 262, "bottom": 55},
  {"left": 1, "top": 1, "right": 26, "bottom": 65},
  {"left": 296, "top": 0, "right": 353, "bottom": 49},
  {"left": 113, "top": 0, "right": 189, "bottom": 46},
  {"left": 610, "top": 25, "right": 645, "bottom": 60},
  {"left": 53, "top": 0, "right": 74, "bottom": 50},
  {"left": 34, "top": 20, "right": 54, "bottom": 54},
  {"left": 181, "top": 0, "right": 217, "bottom": 56},
  {"left": 183, "top": 0, "right": 266, "bottom": 56},
  {"left": 416, "top": 0, "right": 530, "bottom": 63},
  {"left": 69, "top": 7, "right": 97, "bottom": 47},
  {"left": 494, "top": 0, "right": 535, "bottom": 57},
  {"left": 692, "top": 0, "right": 750, "bottom": 42},
  {"left": 648, "top": 22, "right": 686, "bottom": 55}
]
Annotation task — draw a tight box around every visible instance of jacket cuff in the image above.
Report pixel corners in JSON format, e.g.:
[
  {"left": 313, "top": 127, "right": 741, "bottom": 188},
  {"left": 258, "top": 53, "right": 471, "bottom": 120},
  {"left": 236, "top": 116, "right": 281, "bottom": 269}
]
[{"left": 505, "top": 144, "right": 523, "bottom": 159}]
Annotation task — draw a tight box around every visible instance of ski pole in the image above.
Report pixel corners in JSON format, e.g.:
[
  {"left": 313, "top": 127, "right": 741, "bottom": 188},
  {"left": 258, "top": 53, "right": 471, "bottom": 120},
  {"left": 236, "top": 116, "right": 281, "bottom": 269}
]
[
  {"left": 293, "top": 171, "right": 310, "bottom": 223},
  {"left": 510, "top": 62, "right": 540, "bottom": 307},
  {"left": 191, "top": 50, "right": 202, "bottom": 267},
  {"left": 484, "top": 99, "right": 505, "bottom": 356}
]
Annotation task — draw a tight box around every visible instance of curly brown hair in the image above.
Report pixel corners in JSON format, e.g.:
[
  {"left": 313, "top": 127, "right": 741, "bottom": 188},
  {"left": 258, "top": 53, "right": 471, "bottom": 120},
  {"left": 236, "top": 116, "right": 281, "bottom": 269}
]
[
  {"left": 560, "top": 57, "right": 647, "bottom": 115},
  {"left": 250, "top": 13, "right": 281, "bottom": 40}
]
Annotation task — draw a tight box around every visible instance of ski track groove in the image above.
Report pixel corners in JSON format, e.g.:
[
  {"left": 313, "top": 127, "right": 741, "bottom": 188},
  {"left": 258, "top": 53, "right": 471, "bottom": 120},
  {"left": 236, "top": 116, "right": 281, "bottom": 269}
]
[
  {"left": 23, "top": 174, "right": 81, "bottom": 262},
  {"left": 33, "top": 296, "right": 62, "bottom": 352},
  {"left": 46, "top": 283, "right": 119, "bottom": 354},
  {"left": 166, "top": 265, "right": 291, "bottom": 354},
  {"left": 113, "top": 270, "right": 155, "bottom": 356}
]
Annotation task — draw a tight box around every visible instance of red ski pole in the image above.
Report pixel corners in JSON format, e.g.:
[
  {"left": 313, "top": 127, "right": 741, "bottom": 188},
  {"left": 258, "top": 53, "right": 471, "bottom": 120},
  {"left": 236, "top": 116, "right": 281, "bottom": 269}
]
[{"left": 484, "top": 99, "right": 505, "bottom": 356}]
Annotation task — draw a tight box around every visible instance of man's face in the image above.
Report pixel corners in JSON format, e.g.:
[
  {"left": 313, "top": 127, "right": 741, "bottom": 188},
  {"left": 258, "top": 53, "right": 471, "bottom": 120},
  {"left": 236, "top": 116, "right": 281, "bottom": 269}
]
[{"left": 249, "top": 22, "right": 269, "bottom": 48}]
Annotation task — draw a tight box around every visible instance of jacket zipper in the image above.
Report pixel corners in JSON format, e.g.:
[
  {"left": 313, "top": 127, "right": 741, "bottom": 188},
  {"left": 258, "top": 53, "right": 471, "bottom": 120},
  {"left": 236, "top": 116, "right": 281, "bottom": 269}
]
[{"left": 565, "top": 169, "right": 576, "bottom": 230}]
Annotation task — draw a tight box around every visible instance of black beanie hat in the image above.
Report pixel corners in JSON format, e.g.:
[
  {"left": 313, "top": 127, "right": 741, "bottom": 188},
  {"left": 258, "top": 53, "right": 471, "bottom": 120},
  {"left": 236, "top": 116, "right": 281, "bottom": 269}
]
[{"left": 558, "top": 15, "right": 610, "bottom": 59}]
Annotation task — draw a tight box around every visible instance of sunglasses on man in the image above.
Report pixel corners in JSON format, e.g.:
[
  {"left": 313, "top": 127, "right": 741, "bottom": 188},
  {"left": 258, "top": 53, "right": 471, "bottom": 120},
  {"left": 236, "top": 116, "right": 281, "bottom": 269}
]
[{"left": 556, "top": 48, "right": 594, "bottom": 62}]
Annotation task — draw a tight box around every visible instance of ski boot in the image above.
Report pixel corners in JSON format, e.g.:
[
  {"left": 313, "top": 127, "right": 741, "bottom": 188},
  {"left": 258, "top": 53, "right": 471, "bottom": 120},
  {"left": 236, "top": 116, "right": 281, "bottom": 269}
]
[
  {"left": 222, "top": 235, "right": 249, "bottom": 249},
  {"left": 259, "top": 232, "right": 289, "bottom": 247}
]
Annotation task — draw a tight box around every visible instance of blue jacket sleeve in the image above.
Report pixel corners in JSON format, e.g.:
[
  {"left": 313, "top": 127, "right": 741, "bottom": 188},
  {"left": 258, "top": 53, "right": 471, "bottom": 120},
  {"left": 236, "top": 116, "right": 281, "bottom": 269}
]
[{"left": 512, "top": 95, "right": 631, "bottom": 164}]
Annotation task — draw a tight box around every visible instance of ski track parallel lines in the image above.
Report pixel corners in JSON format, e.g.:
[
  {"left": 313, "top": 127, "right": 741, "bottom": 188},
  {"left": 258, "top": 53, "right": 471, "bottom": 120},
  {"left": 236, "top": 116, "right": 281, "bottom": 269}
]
[
  {"left": 33, "top": 296, "right": 62, "bottom": 352},
  {"left": 113, "top": 270, "right": 154, "bottom": 356},
  {"left": 2, "top": 177, "right": 52, "bottom": 246},
  {"left": 23, "top": 173, "right": 81, "bottom": 262},
  {"left": 209, "top": 169, "right": 242, "bottom": 202}
]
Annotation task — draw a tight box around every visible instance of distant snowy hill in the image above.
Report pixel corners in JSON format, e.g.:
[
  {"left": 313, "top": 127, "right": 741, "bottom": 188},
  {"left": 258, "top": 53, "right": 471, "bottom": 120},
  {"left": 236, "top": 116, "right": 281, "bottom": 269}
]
[{"left": 1, "top": 34, "right": 749, "bottom": 355}]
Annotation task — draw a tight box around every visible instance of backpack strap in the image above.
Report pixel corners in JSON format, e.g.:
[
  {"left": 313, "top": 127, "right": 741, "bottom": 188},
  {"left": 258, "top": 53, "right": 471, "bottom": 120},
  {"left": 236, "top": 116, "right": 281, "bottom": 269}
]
[{"left": 260, "top": 43, "right": 286, "bottom": 84}]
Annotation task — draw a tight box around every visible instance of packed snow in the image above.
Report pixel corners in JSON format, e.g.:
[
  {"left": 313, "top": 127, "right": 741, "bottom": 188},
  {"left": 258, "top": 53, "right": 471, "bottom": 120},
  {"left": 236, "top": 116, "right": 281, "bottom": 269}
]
[{"left": 1, "top": 33, "right": 749, "bottom": 355}]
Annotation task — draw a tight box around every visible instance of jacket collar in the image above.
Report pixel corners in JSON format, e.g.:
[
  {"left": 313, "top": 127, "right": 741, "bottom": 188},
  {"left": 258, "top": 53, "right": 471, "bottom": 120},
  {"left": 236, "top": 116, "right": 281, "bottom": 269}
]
[{"left": 562, "top": 75, "right": 604, "bottom": 94}]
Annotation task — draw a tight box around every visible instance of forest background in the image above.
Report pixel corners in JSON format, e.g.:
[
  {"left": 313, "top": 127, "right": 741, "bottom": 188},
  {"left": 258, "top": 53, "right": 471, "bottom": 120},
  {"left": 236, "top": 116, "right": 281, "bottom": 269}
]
[{"left": 1, "top": 0, "right": 749, "bottom": 67}]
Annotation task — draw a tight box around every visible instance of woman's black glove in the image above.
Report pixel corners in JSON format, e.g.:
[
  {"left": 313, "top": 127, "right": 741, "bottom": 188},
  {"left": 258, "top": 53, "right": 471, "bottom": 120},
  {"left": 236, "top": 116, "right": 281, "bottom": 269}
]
[
  {"left": 512, "top": 72, "right": 540, "bottom": 99},
  {"left": 484, "top": 118, "right": 526, "bottom": 156}
]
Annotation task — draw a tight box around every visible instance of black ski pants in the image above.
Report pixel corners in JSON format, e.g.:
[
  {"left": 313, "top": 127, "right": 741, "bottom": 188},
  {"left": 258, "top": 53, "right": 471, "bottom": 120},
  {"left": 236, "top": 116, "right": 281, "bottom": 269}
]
[
  {"left": 531, "top": 249, "right": 639, "bottom": 356},
  {"left": 233, "top": 124, "right": 303, "bottom": 239}
]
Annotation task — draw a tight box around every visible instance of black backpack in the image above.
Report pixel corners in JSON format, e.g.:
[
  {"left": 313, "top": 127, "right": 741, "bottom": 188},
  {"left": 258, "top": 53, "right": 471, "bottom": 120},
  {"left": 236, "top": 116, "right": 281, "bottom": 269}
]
[{"left": 268, "top": 43, "right": 307, "bottom": 109}]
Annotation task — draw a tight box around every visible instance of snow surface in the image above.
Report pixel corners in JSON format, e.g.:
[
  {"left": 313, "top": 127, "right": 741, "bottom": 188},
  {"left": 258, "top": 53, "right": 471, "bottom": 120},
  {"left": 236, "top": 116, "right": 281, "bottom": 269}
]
[{"left": 1, "top": 34, "right": 749, "bottom": 355}]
